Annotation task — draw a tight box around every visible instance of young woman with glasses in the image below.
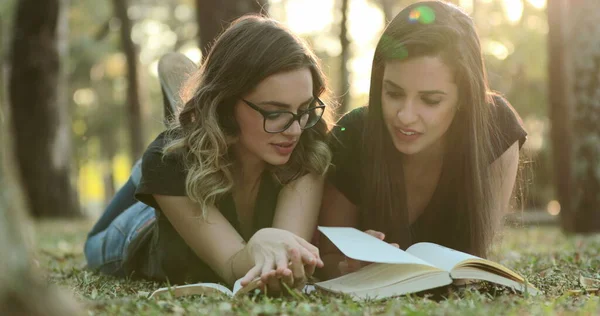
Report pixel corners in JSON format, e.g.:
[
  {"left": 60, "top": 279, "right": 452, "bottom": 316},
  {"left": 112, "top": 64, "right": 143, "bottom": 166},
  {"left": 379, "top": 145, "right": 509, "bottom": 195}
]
[{"left": 84, "top": 15, "right": 332, "bottom": 295}]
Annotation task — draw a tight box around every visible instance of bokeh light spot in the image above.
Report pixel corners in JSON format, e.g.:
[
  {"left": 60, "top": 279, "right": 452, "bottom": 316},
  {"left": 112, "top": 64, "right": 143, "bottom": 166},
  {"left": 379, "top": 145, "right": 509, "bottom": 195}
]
[
  {"left": 409, "top": 6, "right": 436, "bottom": 25},
  {"left": 547, "top": 200, "right": 561, "bottom": 216}
]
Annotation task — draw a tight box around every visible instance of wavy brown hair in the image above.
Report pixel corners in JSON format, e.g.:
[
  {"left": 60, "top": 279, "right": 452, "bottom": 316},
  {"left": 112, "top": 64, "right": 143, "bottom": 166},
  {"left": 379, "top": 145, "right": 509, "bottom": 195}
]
[
  {"left": 361, "top": 1, "right": 505, "bottom": 257},
  {"left": 163, "top": 15, "right": 332, "bottom": 218}
]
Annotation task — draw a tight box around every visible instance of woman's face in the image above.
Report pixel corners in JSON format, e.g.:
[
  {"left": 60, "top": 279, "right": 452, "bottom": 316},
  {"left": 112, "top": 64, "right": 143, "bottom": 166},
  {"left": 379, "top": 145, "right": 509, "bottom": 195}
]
[
  {"left": 233, "top": 67, "right": 316, "bottom": 166},
  {"left": 381, "top": 56, "right": 459, "bottom": 158}
]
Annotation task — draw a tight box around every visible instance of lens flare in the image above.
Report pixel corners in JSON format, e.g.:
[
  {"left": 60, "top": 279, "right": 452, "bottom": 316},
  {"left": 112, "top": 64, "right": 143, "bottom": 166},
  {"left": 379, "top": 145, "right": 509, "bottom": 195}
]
[
  {"left": 380, "top": 35, "right": 410, "bottom": 60},
  {"left": 408, "top": 10, "right": 421, "bottom": 23},
  {"left": 409, "top": 6, "right": 436, "bottom": 24}
]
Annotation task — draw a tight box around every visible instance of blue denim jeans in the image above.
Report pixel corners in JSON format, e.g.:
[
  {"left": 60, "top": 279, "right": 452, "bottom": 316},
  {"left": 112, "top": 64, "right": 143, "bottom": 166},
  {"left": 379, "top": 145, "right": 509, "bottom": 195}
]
[{"left": 84, "top": 160, "right": 156, "bottom": 276}]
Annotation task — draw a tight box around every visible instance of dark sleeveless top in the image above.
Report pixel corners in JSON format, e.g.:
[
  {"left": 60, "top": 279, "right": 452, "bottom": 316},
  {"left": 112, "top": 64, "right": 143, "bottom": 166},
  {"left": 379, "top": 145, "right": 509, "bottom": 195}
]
[
  {"left": 327, "top": 95, "right": 527, "bottom": 249},
  {"left": 133, "top": 131, "right": 282, "bottom": 284}
]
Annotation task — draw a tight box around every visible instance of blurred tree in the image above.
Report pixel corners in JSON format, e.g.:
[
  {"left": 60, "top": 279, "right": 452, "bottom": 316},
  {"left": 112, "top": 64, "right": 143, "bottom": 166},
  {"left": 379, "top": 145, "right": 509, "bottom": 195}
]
[
  {"left": 547, "top": 0, "right": 574, "bottom": 230},
  {"left": 338, "top": 0, "right": 351, "bottom": 115},
  {"left": 8, "top": 0, "right": 80, "bottom": 217},
  {"left": 1, "top": 81, "right": 80, "bottom": 316},
  {"left": 1, "top": 0, "right": 15, "bottom": 119},
  {"left": 378, "top": 0, "right": 394, "bottom": 23},
  {"left": 195, "top": 0, "right": 268, "bottom": 58},
  {"left": 1, "top": 7, "right": 6, "bottom": 113},
  {"left": 568, "top": 0, "right": 600, "bottom": 232},
  {"left": 113, "top": 0, "right": 145, "bottom": 161}
]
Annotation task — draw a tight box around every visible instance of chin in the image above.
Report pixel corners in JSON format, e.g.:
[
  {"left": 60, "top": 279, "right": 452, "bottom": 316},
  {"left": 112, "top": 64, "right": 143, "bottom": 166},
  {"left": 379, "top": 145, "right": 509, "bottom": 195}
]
[
  {"left": 263, "top": 154, "right": 292, "bottom": 166},
  {"left": 392, "top": 142, "right": 423, "bottom": 156}
]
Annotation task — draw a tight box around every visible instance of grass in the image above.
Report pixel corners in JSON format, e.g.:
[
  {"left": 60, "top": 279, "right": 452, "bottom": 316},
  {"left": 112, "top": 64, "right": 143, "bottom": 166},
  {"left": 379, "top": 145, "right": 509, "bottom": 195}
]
[{"left": 35, "top": 219, "right": 600, "bottom": 315}]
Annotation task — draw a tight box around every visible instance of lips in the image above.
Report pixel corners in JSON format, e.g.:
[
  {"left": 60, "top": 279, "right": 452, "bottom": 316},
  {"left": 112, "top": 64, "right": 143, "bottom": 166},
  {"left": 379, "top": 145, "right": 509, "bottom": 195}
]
[
  {"left": 270, "top": 140, "right": 297, "bottom": 155},
  {"left": 272, "top": 141, "right": 296, "bottom": 147},
  {"left": 393, "top": 127, "right": 422, "bottom": 142},
  {"left": 395, "top": 127, "right": 421, "bottom": 135}
]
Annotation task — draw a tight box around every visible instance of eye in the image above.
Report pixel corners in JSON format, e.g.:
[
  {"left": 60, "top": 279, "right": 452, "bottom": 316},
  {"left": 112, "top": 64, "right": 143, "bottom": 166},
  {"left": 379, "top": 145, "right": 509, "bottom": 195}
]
[
  {"left": 385, "top": 90, "right": 404, "bottom": 99},
  {"left": 266, "top": 112, "right": 283, "bottom": 120},
  {"left": 422, "top": 97, "right": 441, "bottom": 106}
]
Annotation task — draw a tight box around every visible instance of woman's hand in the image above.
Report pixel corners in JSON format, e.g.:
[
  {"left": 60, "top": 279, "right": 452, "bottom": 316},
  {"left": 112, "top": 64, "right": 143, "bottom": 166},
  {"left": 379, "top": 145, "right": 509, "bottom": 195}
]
[
  {"left": 337, "top": 230, "right": 399, "bottom": 276},
  {"left": 238, "top": 228, "right": 323, "bottom": 295}
]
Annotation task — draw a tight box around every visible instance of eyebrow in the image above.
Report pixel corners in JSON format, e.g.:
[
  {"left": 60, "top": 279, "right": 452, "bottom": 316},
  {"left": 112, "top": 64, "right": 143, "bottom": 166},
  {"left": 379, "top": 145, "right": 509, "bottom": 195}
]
[
  {"left": 256, "top": 96, "right": 315, "bottom": 109},
  {"left": 383, "top": 80, "right": 447, "bottom": 95}
]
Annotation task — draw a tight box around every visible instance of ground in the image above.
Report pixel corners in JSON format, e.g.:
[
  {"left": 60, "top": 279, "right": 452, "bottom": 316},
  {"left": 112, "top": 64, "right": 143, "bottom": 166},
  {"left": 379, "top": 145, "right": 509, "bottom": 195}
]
[{"left": 35, "top": 219, "right": 600, "bottom": 315}]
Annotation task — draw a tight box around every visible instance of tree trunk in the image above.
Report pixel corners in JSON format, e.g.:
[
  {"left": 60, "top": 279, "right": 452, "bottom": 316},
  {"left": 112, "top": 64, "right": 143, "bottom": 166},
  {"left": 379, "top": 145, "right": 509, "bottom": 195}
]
[
  {"left": 0, "top": 88, "right": 81, "bottom": 316},
  {"left": 547, "top": 0, "right": 575, "bottom": 231},
  {"left": 1, "top": 7, "right": 7, "bottom": 113},
  {"left": 57, "top": 0, "right": 69, "bottom": 137},
  {"left": 0, "top": 111, "right": 80, "bottom": 316},
  {"left": 569, "top": 0, "right": 600, "bottom": 232},
  {"left": 9, "top": 0, "right": 80, "bottom": 217},
  {"left": 338, "top": 0, "right": 351, "bottom": 115},
  {"left": 1, "top": 4, "right": 79, "bottom": 308},
  {"left": 113, "top": 0, "right": 144, "bottom": 161},
  {"left": 378, "top": 0, "right": 393, "bottom": 23},
  {"left": 195, "top": 0, "right": 269, "bottom": 58},
  {"left": 100, "top": 131, "right": 117, "bottom": 205}
]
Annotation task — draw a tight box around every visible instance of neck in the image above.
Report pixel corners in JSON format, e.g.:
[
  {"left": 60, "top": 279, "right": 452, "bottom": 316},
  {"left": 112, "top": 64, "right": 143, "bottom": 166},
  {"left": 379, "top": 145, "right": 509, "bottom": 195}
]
[
  {"left": 231, "top": 144, "right": 266, "bottom": 188},
  {"left": 402, "top": 138, "right": 445, "bottom": 172}
]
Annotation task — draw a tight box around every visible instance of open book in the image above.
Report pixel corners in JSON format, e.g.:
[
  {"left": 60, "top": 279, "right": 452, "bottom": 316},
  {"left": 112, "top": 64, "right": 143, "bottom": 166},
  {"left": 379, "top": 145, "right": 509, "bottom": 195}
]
[
  {"left": 149, "top": 278, "right": 263, "bottom": 299},
  {"left": 149, "top": 226, "right": 539, "bottom": 300},
  {"left": 149, "top": 276, "right": 316, "bottom": 299},
  {"left": 314, "top": 226, "right": 540, "bottom": 299}
]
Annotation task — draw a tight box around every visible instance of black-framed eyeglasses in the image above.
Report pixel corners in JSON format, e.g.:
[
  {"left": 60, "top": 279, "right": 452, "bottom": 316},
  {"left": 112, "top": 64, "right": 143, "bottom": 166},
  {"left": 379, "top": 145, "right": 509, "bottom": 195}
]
[{"left": 241, "top": 97, "right": 326, "bottom": 133}]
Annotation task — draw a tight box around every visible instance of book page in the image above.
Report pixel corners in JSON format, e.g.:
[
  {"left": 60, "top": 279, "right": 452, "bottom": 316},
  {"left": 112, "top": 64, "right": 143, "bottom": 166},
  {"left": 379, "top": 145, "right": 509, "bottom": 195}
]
[
  {"left": 318, "top": 226, "right": 434, "bottom": 266},
  {"left": 451, "top": 267, "right": 540, "bottom": 295},
  {"left": 232, "top": 278, "right": 261, "bottom": 297},
  {"left": 406, "top": 242, "right": 479, "bottom": 272},
  {"left": 149, "top": 283, "right": 233, "bottom": 299},
  {"left": 315, "top": 262, "right": 444, "bottom": 293}
]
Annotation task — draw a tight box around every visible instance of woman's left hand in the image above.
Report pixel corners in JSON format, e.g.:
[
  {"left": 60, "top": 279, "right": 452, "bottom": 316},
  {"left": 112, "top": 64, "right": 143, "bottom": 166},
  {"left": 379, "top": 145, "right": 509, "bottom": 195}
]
[{"left": 259, "top": 246, "right": 317, "bottom": 296}]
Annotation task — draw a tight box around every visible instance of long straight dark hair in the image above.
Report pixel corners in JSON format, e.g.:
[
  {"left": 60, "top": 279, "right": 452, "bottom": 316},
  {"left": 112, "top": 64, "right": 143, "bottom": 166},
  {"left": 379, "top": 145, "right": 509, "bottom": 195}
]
[{"left": 361, "top": 1, "right": 503, "bottom": 257}]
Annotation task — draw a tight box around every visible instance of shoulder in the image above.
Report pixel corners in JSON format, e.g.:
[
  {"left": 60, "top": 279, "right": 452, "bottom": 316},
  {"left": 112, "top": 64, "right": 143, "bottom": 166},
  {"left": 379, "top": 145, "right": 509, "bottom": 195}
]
[
  {"left": 487, "top": 94, "right": 528, "bottom": 161},
  {"left": 489, "top": 94, "right": 524, "bottom": 129},
  {"left": 334, "top": 106, "right": 368, "bottom": 132},
  {"left": 142, "top": 132, "right": 185, "bottom": 172},
  {"left": 326, "top": 106, "right": 367, "bottom": 206},
  {"left": 137, "top": 131, "right": 188, "bottom": 198},
  {"left": 329, "top": 106, "right": 368, "bottom": 148}
]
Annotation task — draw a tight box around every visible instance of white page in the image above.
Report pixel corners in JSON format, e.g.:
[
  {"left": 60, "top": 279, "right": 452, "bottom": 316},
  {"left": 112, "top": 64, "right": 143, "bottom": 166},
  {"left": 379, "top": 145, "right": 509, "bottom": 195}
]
[
  {"left": 232, "top": 278, "right": 262, "bottom": 296},
  {"left": 149, "top": 283, "right": 233, "bottom": 299},
  {"left": 405, "top": 242, "right": 479, "bottom": 271},
  {"left": 318, "top": 226, "right": 434, "bottom": 266},
  {"left": 232, "top": 279, "right": 244, "bottom": 294}
]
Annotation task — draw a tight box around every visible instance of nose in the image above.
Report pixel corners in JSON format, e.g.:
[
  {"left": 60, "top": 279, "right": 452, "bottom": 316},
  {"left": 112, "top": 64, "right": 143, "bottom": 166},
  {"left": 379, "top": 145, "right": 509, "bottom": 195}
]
[
  {"left": 396, "top": 98, "right": 418, "bottom": 125},
  {"left": 281, "top": 119, "right": 302, "bottom": 136}
]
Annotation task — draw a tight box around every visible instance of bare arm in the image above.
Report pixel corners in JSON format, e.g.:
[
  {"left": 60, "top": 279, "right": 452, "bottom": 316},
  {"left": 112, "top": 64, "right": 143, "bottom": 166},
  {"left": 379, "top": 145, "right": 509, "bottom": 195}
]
[
  {"left": 272, "top": 172, "right": 324, "bottom": 241},
  {"left": 268, "top": 172, "right": 325, "bottom": 288},
  {"left": 316, "top": 181, "right": 360, "bottom": 279},
  {"left": 489, "top": 141, "right": 520, "bottom": 228},
  {"left": 154, "top": 195, "right": 252, "bottom": 286},
  {"left": 155, "top": 184, "right": 323, "bottom": 290}
]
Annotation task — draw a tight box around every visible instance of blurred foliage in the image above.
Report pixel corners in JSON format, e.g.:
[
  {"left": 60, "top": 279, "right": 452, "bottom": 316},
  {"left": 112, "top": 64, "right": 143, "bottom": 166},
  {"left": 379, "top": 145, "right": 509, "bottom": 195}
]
[{"left": 0, "top": 0, "right": 554, "bottom": 214}]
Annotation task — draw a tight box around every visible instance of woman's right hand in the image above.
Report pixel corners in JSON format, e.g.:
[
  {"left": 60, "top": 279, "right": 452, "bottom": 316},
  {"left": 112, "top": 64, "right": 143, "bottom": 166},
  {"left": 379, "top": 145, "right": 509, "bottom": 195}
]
[
  {"left": 337, "top": 230, "right": 399, "bottom": 276},
  {"left": 238, "top": 228, "right": 323, "bottom": 294}
]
